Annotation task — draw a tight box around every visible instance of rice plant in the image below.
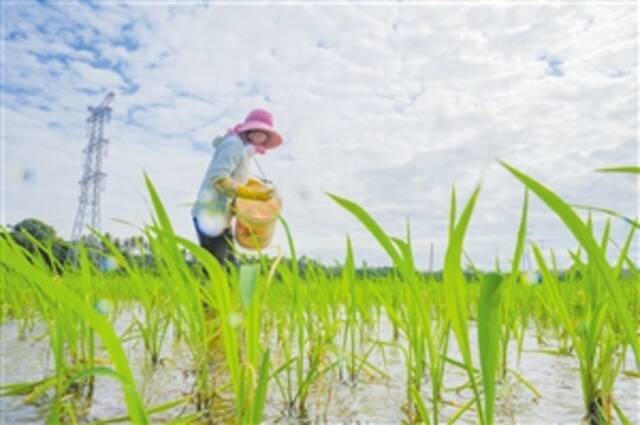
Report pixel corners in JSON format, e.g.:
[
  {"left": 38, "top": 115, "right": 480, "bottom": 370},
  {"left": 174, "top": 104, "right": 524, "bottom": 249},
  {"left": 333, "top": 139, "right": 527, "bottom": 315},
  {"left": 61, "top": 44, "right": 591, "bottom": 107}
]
[{"left": 1, "top": 165, "right": 638, "bottom": 424}]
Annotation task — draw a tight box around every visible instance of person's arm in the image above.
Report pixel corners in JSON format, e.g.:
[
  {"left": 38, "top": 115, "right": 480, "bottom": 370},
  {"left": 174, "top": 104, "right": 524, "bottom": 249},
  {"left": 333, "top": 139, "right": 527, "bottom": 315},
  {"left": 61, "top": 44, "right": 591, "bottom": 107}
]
[
  {"left": 208, "top": 139, "right": 243, "bottom": 184},
  {"left": 209, "top": 139, "right": 274, "bottom": 201}
]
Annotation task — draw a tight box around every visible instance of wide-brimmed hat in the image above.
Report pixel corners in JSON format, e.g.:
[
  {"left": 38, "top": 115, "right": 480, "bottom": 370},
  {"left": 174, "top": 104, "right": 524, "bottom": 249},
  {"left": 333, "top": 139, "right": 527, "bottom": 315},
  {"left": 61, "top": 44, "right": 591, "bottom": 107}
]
[{"left": 235, "top": 109, "right": 283, "bottom": 150}]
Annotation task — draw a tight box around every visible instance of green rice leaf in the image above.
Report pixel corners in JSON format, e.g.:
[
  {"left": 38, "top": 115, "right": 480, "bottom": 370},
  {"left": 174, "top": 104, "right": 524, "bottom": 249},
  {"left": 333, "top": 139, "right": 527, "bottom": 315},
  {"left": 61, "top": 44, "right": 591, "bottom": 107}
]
[
  {"left": 251, "top": 350, "right": 271, "bottom": 425},
  {"left": 478, "top": 273, "right": 503, "bottom": 424},
  {"left": 144, "top": 172, "right": 175, "bottom": 235},
  {"left": 502, "top": 161, "right": 640, "bottom": 366},
  {"left": 327, "top": 193, "right": 407, "bottom": 278},
  {"left": 239, "top": 264, "right": 259, "bottom": 308},
  {"left": 596, "top": 166, "right": 640, "bottom": 174}
]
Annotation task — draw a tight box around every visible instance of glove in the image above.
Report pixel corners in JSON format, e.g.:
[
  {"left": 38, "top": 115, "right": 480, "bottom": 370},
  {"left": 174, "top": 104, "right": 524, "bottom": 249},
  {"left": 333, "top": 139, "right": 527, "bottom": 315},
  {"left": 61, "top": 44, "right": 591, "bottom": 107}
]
[
  {"left": 237, "top": 184, "right": 274, "bottom": 201},
  {"left": 214, "top": 177, "right": 274, "bottom": 201},
  {"left": 214, "top": 177, "right": 237, "bottom": 197}
]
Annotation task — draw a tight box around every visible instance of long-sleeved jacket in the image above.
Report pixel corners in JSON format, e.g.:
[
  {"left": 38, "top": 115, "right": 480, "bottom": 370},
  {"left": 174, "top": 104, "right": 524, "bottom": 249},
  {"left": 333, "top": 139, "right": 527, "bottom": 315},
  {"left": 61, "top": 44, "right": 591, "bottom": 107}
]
[{"left": 191, "top": 133, "right": 255, "bottom": 236}]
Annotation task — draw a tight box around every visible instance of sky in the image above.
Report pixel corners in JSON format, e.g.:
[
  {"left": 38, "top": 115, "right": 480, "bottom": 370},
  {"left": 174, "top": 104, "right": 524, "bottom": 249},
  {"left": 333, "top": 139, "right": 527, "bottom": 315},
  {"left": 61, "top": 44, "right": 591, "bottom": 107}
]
[{"left": 2, "top": 0, "right": 638, "bottom": 270}]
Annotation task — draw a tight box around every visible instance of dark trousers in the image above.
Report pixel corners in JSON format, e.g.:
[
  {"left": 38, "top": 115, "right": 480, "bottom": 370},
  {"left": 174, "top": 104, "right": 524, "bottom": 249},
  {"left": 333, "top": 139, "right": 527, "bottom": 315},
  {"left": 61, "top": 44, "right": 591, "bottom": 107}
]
[{"left": 192, "top": 218, "right": 238, "bottom": 268}]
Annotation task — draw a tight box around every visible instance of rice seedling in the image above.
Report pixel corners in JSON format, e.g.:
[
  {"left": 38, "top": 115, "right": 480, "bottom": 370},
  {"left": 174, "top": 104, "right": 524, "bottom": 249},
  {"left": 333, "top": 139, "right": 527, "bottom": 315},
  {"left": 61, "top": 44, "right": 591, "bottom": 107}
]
[
  {"left": 502, "top": 161, "right": 640, "bottom": 423},
  {"left": 1, "top": 232, "right": 149, "bottom": 424},
  {"left": 2, "top": 166, "right": 638, "bottom": 424}
]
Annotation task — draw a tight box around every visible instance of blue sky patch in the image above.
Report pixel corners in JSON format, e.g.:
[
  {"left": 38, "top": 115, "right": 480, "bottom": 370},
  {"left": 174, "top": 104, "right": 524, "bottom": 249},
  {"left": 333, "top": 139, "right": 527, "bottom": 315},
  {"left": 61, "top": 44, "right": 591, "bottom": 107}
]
[
  {"left": 7, "top": 30, "right": 28, "bottom": 42},
  {"left": 32, "top": 51, "right": 71, "bottom": 67},
  {"left": 21, "top": 168, "right": 36, "bottom": 184},
  {"left": 125, "top": 105, "right": 147, "bottom": 124},
  {"left": 79, "top": 0, "right": 100, "bottom": 10},
  {"left": 316, "top": 39, "right": 335, "bottom": 49},
  {"left": 112, "top": 22, "right": 139, "bottom": 52},
  {"left": 538, "top": 54, "right": 564, "bottom": 77},
  {"left": 77, "top": 87, "right": 101, "bottom": 96},
  {"left": 2, "top": 85, "right": 41, "bottom": 97}
]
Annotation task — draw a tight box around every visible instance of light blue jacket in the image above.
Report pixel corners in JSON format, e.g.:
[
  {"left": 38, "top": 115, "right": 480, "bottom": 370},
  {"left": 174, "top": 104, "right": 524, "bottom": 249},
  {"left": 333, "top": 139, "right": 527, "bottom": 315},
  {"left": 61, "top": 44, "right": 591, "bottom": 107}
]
[{"left": 191, "top": 134, "right": 255, "bottom": 236}]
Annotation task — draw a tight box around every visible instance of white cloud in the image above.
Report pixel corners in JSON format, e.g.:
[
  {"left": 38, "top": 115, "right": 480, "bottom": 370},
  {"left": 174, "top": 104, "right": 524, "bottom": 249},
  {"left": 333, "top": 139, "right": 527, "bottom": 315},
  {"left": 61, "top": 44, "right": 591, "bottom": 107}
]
[
  {"left": 71, "top": 61, "right": 124, "bottom": 89},
  {"left": 3, "top": 2, "right": 638, "bottom": 269}
]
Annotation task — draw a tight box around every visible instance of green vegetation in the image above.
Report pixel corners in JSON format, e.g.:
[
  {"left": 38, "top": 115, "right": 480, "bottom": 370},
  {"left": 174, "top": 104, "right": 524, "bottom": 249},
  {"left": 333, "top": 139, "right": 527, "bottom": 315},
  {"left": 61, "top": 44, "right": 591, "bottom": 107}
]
[{"left": 1, "top": 164, "right": 638, "bottom": 424}]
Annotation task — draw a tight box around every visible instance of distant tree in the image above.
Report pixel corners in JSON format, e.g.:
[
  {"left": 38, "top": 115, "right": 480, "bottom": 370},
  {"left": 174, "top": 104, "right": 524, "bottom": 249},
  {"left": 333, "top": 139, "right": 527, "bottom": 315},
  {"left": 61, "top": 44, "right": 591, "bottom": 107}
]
[
  {"left": 111, "top": 236, "right": 123, "bottom": 252},
  {"left": 10, "top": 218, "right": 57, "bottom": 250},
  {"left": 9, "top": 218, "right": 70, "bottom": 270}
]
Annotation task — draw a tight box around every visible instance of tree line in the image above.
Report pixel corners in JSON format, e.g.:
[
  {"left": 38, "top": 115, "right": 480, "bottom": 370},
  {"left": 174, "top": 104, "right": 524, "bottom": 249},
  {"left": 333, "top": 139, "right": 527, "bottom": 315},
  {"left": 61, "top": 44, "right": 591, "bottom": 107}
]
[{"left": 3, "top": 217, "right": 436, "bottom": 279}]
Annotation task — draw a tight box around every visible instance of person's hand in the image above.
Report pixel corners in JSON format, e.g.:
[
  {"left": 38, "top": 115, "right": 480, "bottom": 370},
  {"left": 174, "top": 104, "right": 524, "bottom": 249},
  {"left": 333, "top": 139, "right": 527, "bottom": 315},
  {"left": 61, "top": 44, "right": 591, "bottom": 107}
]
[
  {"left": 236, "top": 185, "right": 275, "bottom": 201},
  {"left": 214, "top": 177, "right": 237, "bottom": 197}
]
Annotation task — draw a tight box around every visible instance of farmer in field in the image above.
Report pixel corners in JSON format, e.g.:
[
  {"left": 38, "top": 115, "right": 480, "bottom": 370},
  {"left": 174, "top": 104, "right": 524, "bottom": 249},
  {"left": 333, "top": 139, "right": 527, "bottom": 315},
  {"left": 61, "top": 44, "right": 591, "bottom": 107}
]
[{"left": 191, "top": 109, "right": 283, "bottom": 267}]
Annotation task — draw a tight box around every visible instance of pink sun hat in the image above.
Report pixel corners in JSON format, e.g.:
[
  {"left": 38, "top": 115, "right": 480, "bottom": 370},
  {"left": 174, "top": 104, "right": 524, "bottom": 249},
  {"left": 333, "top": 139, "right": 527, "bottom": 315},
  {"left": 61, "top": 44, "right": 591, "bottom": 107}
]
[{"left": 234, "top": 109, "right": 283, "bottom": 150}]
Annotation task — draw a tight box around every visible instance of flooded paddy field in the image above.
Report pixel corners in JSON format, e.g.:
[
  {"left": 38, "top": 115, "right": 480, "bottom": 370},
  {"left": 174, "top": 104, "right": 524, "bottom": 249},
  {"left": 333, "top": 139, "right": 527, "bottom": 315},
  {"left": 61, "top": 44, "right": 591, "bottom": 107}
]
[
  {"left": 2, "top": 309, "right": 639, "bottom": 424},
  {"left": 2, "top": 172, "right": 640, "bottom": 424}
]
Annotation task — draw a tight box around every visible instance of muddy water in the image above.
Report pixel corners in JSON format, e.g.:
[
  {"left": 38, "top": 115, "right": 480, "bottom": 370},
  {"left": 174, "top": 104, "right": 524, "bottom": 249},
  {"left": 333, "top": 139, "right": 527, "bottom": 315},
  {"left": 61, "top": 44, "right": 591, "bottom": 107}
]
[
  {"left": 0, "top": 311, "right": 202, "bottom": 424},
  {"left": 2, "top": 315, "right": 639, "bottom": 424}
]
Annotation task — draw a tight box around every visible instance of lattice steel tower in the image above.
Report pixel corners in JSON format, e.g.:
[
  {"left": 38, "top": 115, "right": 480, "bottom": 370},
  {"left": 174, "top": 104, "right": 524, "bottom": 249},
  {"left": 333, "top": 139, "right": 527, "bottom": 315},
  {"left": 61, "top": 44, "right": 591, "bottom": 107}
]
[{"left": 71, "top": 92, "right": 115, "bottom": 241}]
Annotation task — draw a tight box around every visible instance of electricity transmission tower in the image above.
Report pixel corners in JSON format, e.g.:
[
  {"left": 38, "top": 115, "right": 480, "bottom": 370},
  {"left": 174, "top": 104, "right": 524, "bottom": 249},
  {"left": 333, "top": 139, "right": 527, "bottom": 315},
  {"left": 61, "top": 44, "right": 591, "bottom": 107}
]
[{"left": 71, "top": 92, "right": 115, "bottom": 241}]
